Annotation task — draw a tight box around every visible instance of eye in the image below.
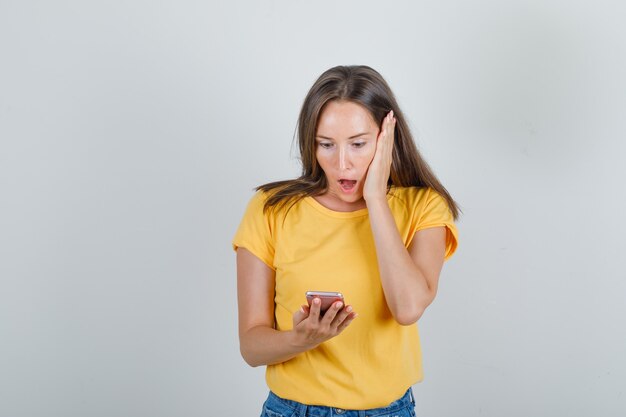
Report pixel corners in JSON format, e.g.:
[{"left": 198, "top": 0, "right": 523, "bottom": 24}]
[
  {"left": 353, "top": 142, "right": 366, "bottom": 148},
  {"left": 318, "top": 142, "right": 333, "bottom": 149}
]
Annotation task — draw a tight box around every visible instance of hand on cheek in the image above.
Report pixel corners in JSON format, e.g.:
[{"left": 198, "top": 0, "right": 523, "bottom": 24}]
[{"left": 363, "top": 111, "right": 396, "bottom": 201}]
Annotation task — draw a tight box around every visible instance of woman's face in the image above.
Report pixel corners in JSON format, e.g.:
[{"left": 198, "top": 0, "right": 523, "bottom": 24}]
[{"left": 315, "top": 100, "right": 379, "bottom": 210}]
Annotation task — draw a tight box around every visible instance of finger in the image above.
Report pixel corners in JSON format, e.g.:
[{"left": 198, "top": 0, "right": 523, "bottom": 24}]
[
  {"left": 321, "top": 301, "right": 344, "bottom": 325},
  {"left": 337, "top": 312, "right": 358, "bottom": 333},
  {"left": 330, "top": 304, "right": 353, "bottom": 328},
  {"left": 384, "top": 110, "right": 393, "bottom": 123},
  {"left": 386, "top": 110, "right": 396, "bottom": 136},
  {"left": 293, "top": 305, "right": 308, "bottom": 325},
  {"left": 383, "top": 112, "right": 396, "bottom": 152},
  {"left": 379, "top": 111, "right": 395, "bottom": 140},
  {"left": 309, "top": 297, "right": 321, "bottom": 321},
  {"left": 378, "top": 113, "right": 390, "bottom": 139}
]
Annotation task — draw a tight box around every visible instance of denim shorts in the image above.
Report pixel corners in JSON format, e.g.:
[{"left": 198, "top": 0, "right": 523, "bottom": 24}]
[{"left": 260, "top": 387, "right": 416, "bottom": 417}]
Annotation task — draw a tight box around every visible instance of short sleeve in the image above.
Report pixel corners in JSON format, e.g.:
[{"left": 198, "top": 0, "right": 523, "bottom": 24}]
[
  {"left": 414, "top": 188, "right": 459, "bottom": 261},
  {"left": 232, "top": 191, "right": 276, "bottom": 270}
]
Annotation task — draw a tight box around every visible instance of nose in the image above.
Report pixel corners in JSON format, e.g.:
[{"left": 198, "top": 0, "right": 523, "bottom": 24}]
[{"left": 338, "top": 146, "right": 351, "bottom": 171}]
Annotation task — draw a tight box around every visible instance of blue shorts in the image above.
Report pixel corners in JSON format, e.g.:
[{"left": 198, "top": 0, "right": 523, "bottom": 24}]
[{"left": 260, "top": 387, "right": 416, "bottom": 417}]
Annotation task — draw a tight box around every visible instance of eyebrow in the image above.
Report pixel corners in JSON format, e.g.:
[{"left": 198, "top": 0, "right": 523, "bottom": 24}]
[{"left": 315, "top": 132, "right": 370, "bottom": 140}]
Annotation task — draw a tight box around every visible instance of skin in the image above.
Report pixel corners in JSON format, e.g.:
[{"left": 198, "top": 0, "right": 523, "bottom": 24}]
[
  {"left": 237, "top": 99, "right": 447, "bottom": 367},
  {"left": 313, "top": 100, "right": 380, "bottom": 211}
]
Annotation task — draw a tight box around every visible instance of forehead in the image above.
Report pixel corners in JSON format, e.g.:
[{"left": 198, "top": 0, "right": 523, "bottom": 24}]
[{"left": 316, "top": 100, "right": 378, "bottom": 136}]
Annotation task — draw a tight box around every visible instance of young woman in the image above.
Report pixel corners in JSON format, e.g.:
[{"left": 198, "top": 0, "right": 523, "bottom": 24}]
[{"left": 233, "top": 65, "right": 460, "bottom": 416}]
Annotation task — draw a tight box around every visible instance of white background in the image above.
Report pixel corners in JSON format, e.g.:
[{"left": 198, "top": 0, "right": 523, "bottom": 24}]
[{"left": 1, "top": 1, "right": 625, "bottom": 416}]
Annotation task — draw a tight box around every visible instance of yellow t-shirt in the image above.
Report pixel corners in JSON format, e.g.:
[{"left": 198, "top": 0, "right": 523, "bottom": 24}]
[{"left": 232, "top": 186, "right": 458, "bottom": 409}]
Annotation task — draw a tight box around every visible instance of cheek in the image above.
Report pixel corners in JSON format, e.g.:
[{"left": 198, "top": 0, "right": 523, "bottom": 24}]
[
  {"left": 359, "top": 145, "right": 377, "bottom": 166},
  {"left": 315, "top": 151, "right": 331, "bottom": 172},
  {"left": 352, "top": 155, "right": 373, "bottom": 180}
]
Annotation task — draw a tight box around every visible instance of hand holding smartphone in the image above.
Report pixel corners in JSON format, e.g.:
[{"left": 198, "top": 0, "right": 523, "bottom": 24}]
[{"left": 291, "top": 290, "right": 357, "bottom": 349}]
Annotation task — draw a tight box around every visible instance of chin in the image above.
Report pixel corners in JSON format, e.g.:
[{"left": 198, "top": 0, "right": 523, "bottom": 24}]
[
  {"left": 328, "top": 181, "right": 365, "bottom": 204},
  {"left": 336, "top": 190, "right": 364, "bottom": 203},
  {"left": 345, "top": 194, "right": 363, "bottom": 202}
]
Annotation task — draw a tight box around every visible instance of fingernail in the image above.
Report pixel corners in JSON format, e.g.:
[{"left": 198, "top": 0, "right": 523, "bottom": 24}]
[
  {"left": 314, "top": 298, "right": 320, "bottom": 305},
  {"left": 346, "top": 306, "right": 353, "bottom": 313},
  {"left": 336, "top": 302, "right": 343, "bottom": 309},
  {"left": 390, "top": 110, "right": 394, "bottom": 117}
]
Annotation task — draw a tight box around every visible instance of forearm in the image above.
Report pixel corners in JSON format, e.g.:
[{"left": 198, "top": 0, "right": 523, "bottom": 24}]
[
  {"left": 366, "top": 197, "right": 434, "bottom": 324},
  {"left": 239, "top": 325, "right": 310, "bottom": 367}
]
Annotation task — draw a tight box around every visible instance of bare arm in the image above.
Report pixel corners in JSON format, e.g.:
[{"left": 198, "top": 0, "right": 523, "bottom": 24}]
[
  {"left": 363, "top": 111, "right": 447, "bottom": 325},
  {"left": 237, "top": 247, "right": 357, "bottom": 367},
  {"left": 367, "top": 198, "right": 446, "bottom": 325}
]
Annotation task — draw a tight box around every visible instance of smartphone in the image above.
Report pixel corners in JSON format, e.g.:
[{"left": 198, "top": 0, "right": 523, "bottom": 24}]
[{"left": 305, "top": 291, "right": 344, "bottom": 314}]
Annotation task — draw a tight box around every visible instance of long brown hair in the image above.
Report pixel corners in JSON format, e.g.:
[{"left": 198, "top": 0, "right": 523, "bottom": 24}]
[{"left": 257, "top": 65, "right": 461, "bottom": 220}]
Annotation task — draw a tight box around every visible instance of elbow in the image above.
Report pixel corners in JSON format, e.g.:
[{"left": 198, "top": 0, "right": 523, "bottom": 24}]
[
  {"left": 394, "top": 307, "right": 424, "bottom": 326},
  {"left": 394, "top": 289, "right": 437, "bottom": 325},
  {"left": 394, "top": 296, "right": 434, "bottom": 325},
  {"left": 240, "top": 354, "right": 257, "bottom": 368},
  {"left": 239, "top": 343, "right": 263, "bottom": 368}
]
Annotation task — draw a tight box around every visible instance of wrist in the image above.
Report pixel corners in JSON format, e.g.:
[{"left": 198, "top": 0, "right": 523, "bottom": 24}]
[
  {"left": 364, "top": 194, "right": 388, "bottom": 207},
  {"left": 287, "top": 329, "right": 309, "bottom": 350},
  {"left": 287, "top": 329, "right": 317, "bottom": 352}
]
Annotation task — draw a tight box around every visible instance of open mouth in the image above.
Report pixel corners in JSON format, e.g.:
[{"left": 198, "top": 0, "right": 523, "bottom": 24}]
[{"left": 338, "top": 179, "right": 357, "bottom": 192}]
